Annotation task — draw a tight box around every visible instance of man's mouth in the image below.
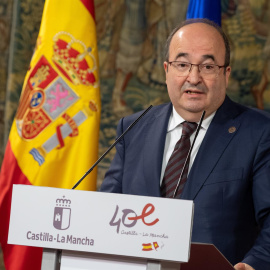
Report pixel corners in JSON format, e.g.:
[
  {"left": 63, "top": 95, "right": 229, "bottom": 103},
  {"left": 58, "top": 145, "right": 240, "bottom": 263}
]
[{"left": 185, "top": 90, "right": 202, "bottom": 94}]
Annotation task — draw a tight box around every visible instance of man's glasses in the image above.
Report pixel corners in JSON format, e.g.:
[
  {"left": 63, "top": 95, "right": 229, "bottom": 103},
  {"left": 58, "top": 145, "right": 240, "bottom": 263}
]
[{"left": 167, "top": 61, "right": 227, "bottom": 79}]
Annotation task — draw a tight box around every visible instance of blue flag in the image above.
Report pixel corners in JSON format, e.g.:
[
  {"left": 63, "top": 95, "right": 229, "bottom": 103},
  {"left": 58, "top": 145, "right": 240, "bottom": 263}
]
[{"left": 186, "top": 0, "right": 221, "bottom": 26}]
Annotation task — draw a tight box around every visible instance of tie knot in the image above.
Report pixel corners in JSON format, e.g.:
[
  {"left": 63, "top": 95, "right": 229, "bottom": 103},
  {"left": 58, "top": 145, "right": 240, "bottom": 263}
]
[{"left": 182, "top": 121, "right": 197, "bottom": 137}]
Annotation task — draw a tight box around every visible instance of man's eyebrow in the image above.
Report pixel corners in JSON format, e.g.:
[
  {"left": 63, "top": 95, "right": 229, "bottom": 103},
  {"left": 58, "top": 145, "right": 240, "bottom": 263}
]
[
  {"left": 202, "top": 54, "right": 216, "bottom": 62},
  {"left": 173, "top": 53, "right": 216, "bottom": 62},
  {"left": 174, "top": 52, "right": 188, "bottom": 60}
]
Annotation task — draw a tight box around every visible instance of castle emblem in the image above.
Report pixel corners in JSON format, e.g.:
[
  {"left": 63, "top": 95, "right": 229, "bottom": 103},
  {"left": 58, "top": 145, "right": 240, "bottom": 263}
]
[
  {"left": 53, "top": 196, "right": 71, "bottom": 230},
  {"left": 16, "top": 56, "right": 57, "bottom": 140}
]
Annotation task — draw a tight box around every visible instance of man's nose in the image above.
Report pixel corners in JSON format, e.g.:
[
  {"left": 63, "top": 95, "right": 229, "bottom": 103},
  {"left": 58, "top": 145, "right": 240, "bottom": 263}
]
[{"left": 186, "top": 65, "right": 202, "bottom": 84}]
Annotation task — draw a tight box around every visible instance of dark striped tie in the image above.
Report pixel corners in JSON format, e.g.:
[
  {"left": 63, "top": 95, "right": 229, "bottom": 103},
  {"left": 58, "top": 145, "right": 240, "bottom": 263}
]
[{"left": 161, "top": 121, "right": 197, "bottom": 198}]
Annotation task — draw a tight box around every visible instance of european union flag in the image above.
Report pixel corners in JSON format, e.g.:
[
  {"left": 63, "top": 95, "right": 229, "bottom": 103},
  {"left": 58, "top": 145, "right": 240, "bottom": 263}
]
[{"left": 186, "top": 0, "right": 221, "bottom": 26}]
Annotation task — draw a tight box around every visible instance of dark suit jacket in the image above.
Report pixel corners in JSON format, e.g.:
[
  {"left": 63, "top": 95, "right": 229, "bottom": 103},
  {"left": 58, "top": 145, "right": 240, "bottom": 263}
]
[{"left": 100, "top": 96, "right": 270, "bottom": 269}]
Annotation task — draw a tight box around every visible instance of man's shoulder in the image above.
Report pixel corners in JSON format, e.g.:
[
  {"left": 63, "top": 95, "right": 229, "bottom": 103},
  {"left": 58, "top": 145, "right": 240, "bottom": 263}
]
[
  {"left": 223, "top": 96, "right": 270, "bottom": 124},
  {"left": 249, "top": 107, "right": 270, "bottom": 119},
  {"left": 235, "top": 102, "right": 270, "bottom": 123}
]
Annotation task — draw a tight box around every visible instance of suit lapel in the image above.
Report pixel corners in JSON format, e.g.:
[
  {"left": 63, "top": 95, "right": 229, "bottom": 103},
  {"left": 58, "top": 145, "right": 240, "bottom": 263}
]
[
  {"left": 181, "top": 96, "right": 243, "bottom": 200},
  {"left": 143, "top": 103, "right": 172, "bottom": 196}
]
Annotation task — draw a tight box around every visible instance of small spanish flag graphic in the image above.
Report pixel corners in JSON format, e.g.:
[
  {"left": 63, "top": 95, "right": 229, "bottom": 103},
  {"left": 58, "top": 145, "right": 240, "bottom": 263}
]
[
  {"left": 153, "top": 242, "right": 159, "bottom": 250},
  {"left": 142, "top": 243, "right": 153, "bottom": 251}
]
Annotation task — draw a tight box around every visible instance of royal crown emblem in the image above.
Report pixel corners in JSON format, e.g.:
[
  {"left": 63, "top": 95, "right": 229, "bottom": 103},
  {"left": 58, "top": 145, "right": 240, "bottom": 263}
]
[{"left": 52, "top": 31, "right": 97, "bottom": 86}]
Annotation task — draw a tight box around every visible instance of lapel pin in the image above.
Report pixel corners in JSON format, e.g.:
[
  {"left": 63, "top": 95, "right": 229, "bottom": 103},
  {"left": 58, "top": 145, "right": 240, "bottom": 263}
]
[{"left": 228, "top": 126, "right": 236, "bottom": 133}]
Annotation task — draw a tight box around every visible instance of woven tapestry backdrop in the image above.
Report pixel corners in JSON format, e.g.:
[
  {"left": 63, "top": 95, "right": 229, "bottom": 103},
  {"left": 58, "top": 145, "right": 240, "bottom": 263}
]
[{"left": 0, "top": 0, "right": 270, "bottom": 269}]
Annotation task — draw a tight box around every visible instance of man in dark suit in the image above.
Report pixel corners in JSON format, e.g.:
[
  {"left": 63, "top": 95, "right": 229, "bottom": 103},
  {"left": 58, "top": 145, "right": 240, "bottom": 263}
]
[{"left": 100, "top": 19, "right": 270, "bottom": 270}]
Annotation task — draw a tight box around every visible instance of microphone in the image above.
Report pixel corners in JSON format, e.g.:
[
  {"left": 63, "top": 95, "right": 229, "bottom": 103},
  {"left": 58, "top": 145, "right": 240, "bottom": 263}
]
[
  {"left": 72, "top": 105, "right": 153, "bottom": 189},
  {"left": 172, "top": 110, "right": 206, "bottom": 198}
]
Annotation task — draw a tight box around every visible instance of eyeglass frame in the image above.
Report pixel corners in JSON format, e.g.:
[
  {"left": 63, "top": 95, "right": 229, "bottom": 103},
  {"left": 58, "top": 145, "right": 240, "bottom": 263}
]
[{"left": 167, "top": 60, "right": 228, "bottom": 77}]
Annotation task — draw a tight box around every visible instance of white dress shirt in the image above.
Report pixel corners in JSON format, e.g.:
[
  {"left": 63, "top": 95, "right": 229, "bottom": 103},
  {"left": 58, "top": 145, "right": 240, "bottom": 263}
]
[{"left": 160, "top": 107, "right": 215, "bottom": 184}]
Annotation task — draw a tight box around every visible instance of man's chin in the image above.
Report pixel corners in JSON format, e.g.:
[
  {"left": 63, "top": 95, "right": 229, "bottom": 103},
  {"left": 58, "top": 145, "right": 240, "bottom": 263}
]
[
  {"left": 176, "top": 106, "right": 206, "bottom": 122},
  {"left": 184, "top": 105, "right": 206, "bottom": 114}
]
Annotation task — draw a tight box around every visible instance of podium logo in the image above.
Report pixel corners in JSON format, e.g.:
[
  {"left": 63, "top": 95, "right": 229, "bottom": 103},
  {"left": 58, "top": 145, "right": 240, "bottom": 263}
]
[
  {"left": 110, "top": 203, "right": 159, "bottom": 233},
  {"left": 53, "top": 196, "right": 71, "bottom": 230}
]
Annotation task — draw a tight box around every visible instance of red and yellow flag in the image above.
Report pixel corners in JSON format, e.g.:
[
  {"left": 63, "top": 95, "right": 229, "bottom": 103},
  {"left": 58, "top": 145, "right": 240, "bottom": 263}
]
[{"left": 0, "top": 0, "right": 100, "bottom": 269}]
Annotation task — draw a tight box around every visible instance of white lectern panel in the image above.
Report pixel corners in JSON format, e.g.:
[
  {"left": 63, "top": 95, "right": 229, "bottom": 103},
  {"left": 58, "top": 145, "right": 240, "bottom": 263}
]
[{"left": 9, "top": 185, "right": 193, "bottom": 262}]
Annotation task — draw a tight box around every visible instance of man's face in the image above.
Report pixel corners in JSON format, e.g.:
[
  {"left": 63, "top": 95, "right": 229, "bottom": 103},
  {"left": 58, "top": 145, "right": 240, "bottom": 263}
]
[{"left": 164, "top": 23, "right": 231, "bottom": 122}]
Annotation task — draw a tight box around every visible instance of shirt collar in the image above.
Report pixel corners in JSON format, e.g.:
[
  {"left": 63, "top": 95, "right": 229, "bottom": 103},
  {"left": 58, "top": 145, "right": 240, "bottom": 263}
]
[{"left": 167, "top": 106, "right": 216, "bottom": 132}]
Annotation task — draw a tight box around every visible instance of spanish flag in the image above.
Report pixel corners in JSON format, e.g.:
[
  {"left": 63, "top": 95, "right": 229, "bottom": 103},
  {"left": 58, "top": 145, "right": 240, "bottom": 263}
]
[
  {"left": 0, "top": 0, "right": 100, "bottom": 269},
  {"left": 142, "top": 243, "right": 153, "bottom": 251}
]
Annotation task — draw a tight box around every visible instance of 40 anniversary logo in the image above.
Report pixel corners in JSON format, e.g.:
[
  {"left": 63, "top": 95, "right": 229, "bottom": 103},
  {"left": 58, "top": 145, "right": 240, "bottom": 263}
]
[{"left": 109, "top": 203, "right": 162, "bottom": 251}]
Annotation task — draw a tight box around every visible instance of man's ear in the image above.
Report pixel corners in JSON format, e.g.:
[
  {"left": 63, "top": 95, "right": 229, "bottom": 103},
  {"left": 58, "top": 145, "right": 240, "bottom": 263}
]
[
  {"left": 225, "top": 66, "right": 231, "bottom": 87},
  {"left": 164, "top": 61, "right": 168, "bottom": 73}
]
